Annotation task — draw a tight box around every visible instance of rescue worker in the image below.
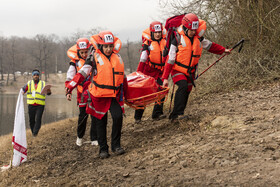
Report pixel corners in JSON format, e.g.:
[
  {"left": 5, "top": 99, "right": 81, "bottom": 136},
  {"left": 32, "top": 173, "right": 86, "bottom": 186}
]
[
  {"left": 65, "top": 38, "right": 98, "bottom": 147},
  {"left": 22, "top": 69, "right": 51, "bottom": 136},
  {"left": 66, "top": 31, "right": 127, "bottom": 159},
  {"left": 162, "top": 13, "right": 231, "bottom": 121},
  {"left": 135, "top": 21, "right": 167, "bottom": 123}
]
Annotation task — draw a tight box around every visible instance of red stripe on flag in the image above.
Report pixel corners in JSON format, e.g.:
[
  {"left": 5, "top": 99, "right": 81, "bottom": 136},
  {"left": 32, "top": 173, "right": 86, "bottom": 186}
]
[{"left": 12, "top": 136, "right": 27, "bottom": 156}]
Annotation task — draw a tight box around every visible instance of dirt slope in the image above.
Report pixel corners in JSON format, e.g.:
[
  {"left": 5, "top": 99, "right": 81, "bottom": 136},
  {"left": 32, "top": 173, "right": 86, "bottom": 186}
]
[{"left": 0, "top": 81, "right": 279, "bottom": 186}]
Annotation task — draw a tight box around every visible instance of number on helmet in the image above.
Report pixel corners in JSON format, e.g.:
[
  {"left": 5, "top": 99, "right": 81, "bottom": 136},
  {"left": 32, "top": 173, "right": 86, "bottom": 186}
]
[
  {"left": 154, "top": 24, "right": 162, "bottom": 32},
  {"left": 104, "top": 34, "right": 114, "bottom": 43},
  {"left": 192, "top": 21, "right": 199, "bottom": 30},
  {"left": 78, "top": 42, "right": 87, "bottom": 49}
]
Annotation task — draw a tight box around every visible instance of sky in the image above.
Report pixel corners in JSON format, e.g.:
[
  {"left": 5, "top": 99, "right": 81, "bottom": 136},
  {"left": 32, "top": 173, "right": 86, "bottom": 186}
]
[{"left": 0, "top": 0, "right": 166, "bottom": 42}]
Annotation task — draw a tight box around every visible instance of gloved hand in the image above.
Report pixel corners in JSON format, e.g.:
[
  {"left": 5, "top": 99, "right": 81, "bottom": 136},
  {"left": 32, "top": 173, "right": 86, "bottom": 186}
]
[
  {"left": 224, "top": 48, "right": 231, "bottom": 55},
  {"left": 65, "top": 81, "right": 70, "bottom": 88},
  {"left": 162, "top": 79, "right": 169, "bottom": 87},
  {"left": 65, "top": 81, "right": 76, "bottom": 95},
  {"left": 65, "top": 73, "right": 85, "bottom": 94}
]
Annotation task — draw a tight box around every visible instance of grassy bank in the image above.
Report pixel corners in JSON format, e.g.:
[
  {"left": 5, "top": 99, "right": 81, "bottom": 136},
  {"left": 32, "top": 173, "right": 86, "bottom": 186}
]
[
  {"left": 0, "top": 117, "right": 78, "bottom": 165},
  {"left": 0, "top": 81, "right": 280, "bottom": 186}
]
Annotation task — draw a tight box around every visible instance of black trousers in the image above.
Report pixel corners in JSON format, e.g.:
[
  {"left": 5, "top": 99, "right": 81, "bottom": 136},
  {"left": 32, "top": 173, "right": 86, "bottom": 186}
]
[
  {"left": 77, "top": 106, "right": 97, "bottom": 141},
  {"left": 169, "top": 80, "right": 190, "bottom": 120},
  {"left": 134, "top": 102, "right": 164, "bottom": 120},
  {"left": 93, "top": 98, "right": 123, "bottom": 153},
  {"left": 28, "top": 104, "right": 45, "bottom": 135},
  {"left": 134, "top": 77, "right": 164, "bottom": 120}
]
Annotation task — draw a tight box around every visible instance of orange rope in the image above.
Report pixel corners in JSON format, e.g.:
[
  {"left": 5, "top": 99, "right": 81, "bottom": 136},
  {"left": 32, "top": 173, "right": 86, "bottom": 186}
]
[{"left": 125, "top": 87, "right": 170, "bottom": 109}]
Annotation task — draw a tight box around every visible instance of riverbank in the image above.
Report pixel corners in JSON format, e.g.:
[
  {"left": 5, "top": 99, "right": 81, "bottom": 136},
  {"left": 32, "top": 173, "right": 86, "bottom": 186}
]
[
  {"left": 0, "top": 73, "right": 67, "bottom": 95},
  {"left": 1, "top": 81, "right": 280, "bottom": 186}
]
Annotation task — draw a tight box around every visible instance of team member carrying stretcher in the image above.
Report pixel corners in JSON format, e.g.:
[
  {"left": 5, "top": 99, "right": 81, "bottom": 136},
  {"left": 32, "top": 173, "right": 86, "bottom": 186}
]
[
  {"left": 135, "top": 21, "right": 167, "bottom": 123},
  {"left": 66, "top": 31, "right": 128, "bottom": 159},
  {"left": 162, "top": 13, "right": 231, "bottom": 121}
]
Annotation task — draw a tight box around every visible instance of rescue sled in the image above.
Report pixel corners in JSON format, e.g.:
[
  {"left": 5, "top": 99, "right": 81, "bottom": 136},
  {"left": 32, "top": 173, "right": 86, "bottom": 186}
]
[{"left": 125, "top": 72, "right": 169, "bottom": 109}]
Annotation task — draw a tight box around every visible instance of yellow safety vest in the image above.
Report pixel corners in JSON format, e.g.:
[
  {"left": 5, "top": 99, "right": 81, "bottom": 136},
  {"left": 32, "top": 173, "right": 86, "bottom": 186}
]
[{"left": 26, "top": 80, "right": 46, "bottom": 105}]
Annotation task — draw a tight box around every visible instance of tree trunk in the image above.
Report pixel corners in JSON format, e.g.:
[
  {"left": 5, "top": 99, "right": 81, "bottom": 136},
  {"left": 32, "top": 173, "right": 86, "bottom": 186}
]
[
  {"left": 6, "top": 73, "right": 9, "bottom": 86},
  {"left": 11, "top": 39, "right": 16, "bottom": 81},
  {"left": 0, "top": 38, "right": 4, "bottom": 80},
  {"left": 126, "top": 40, "right": 133, "bottom": 73},
  {"left": 0, "top": 56, "right": 3, "bottom": 81},
  {"left": 44, "top": 58, "right": 47, "bottom": 81}
]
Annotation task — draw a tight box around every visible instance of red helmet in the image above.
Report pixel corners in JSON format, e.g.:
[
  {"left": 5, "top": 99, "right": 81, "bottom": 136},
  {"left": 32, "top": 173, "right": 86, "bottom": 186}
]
[
  {"left": 150, "top": 21, "right": 163, "bottom": 32},
  {"left": 97, "top": 31, "right": 114, "bottom": 45},
  {"left": 182, "top": 13, "right": 199, "bottom": 30},
  {"left": 76, "top": 38, "right": 91, "bottom": 50}
]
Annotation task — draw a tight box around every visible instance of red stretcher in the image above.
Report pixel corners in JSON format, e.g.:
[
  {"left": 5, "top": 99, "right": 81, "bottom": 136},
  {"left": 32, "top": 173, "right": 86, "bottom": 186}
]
[{"left": 125, "top": 72, "right": 169, "bottom": 109}]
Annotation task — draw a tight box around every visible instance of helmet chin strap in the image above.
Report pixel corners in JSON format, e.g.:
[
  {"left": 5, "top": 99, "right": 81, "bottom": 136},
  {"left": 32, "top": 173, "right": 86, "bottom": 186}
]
[
  {"left": 97, "top": 44, "right": 102, "bottom": 50},
  {"left": 182, "top": 25, "right": 189, "bottom": 36}
]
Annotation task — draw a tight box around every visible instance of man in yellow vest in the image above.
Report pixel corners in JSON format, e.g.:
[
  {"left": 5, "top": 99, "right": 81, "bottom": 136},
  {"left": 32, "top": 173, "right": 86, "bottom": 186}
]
[{"left": 22, "top": 69, "right": 51, "bottom": 136}]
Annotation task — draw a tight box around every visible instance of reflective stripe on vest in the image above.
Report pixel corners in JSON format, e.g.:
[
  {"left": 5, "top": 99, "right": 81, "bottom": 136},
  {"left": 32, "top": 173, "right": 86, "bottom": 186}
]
[
  {"left": 96, "top": 53, "right": 104, "bottom": 65},
  {"left": 114, "top": 43, "right": 121, "bottom": 52},
  {"left": 26, "top": 80, "right": 46, "bottom": 105}
]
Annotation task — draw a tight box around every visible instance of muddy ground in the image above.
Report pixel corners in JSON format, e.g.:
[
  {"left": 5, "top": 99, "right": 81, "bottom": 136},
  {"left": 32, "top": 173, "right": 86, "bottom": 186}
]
[{"left": 0, "top": 81, "right": 280, "bottom": 186}]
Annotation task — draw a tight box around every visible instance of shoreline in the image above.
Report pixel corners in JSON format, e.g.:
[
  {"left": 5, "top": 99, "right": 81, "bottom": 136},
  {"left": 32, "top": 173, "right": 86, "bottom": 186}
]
[
  {"left": 0, "top": 116, "right": 78, "bottom": 138},
  {"left": 0, "top": 73, "right": 68, "bottom": 96},
  {"left": 0, "top": 117, "right": 77, "bottom": 139}
]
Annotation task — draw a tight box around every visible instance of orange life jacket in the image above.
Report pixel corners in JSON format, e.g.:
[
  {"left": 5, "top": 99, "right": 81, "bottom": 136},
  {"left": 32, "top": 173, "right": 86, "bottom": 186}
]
[
  {"left": 142, "top": 28, "right": 167, "bottom": 70},
  {"left": 88, "top": 51, "right": 124, "bottom": 98},
  {"left": 173, "top": 25, "right": 203, "bottom": 76},
  {"left": 196, "top": 19, "right": 207, "bottom": 38},
  {"left": 67, "top": 45, "right": 88, "bottom": 93},
  {"left": 67, "top": 45, "right": 79, "bottom": 61}
]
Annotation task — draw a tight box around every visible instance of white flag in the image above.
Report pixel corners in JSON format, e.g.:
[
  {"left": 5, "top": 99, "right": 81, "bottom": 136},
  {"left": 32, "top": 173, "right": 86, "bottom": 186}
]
[{"left": 12, "top": 89, "right": 27, "bottom": 167}]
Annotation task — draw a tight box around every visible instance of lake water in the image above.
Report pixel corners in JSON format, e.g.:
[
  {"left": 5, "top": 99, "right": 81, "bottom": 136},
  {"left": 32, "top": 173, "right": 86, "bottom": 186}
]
[{"left": 0, "top": 93, "right": 79, "bottom": 136}]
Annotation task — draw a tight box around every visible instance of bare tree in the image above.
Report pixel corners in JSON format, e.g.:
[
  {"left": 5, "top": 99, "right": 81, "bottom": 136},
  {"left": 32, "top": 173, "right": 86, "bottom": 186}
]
[
  {"left": 159, "top": 0, "right": 280, "bottom": 90},
  {"left": 8, "top": 37, "right": 18, "bottom": 81},
  {"left": 0, "top": 36, "right": 5, "bottom": 80},
  {"left": 86, "top": 27, "right": 103, "bottom": 36},
  {"left": 31, "top": 34, "right": 55, "bottom": 81},
  {"left": 60, "top": 36, "right": 74, "bottom": 66},
  {"left": 126, "top": 40, "right": 133, "bottom": 73},
  {"left": 119, "top": 40, "right": 142, "bottom": 73}
]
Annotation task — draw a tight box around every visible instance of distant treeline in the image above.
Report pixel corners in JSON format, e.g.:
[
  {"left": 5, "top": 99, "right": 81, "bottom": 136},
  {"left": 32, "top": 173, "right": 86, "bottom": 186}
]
[
  {"left": 2, "top": 0, "right": 279, "bottom": 90},
  {"left": 0, "top": 28, "right": 142, "bottom": 84}
]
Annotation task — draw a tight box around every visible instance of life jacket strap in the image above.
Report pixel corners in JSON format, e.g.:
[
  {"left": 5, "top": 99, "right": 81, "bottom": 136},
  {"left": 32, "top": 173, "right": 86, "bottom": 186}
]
[
  {"left": 150, "top": 61, "right": 165, "bottom": 67},
  {"left": 92, "top": 80, "right": 120, "bottom": 90}
]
